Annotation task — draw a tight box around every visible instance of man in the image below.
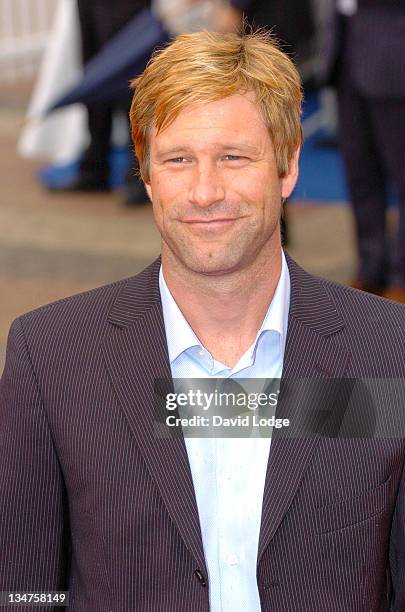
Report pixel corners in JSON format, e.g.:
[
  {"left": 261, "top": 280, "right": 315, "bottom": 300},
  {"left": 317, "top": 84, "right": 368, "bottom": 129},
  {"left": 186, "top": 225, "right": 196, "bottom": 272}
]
[
  {"left": 1, "top": 30, "right": 405, "bottom": 611},
  {"left": 323, "top": 0, "right": 405, "bottom": 301}
]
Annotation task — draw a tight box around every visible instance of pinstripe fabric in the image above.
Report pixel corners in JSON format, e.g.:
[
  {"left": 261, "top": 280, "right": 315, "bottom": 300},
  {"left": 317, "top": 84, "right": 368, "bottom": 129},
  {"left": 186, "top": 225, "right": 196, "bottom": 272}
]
[{"left": 1, "top": 254, "right": 405, "bottom": 611}]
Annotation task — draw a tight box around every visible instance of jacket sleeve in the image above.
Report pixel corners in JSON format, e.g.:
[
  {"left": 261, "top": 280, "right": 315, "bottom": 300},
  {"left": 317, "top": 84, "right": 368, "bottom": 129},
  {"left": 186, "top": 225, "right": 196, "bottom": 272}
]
[
  {"left": 0, "top": 318, "right": 70, "bottom": 604},
  {"left": 390, "top": 455, "right": 405, "bottom": 610}
]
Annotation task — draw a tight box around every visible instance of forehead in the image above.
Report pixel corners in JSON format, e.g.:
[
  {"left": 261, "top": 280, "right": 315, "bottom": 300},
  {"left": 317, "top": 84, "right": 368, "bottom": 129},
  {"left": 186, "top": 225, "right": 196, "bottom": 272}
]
[{"left": 150, "top": 92, "right": 270, "bottom": 150}]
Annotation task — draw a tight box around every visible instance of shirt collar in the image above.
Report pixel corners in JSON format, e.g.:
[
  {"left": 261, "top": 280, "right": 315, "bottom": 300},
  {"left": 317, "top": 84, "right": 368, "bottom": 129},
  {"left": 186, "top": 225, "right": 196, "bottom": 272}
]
[
  {"left": 159, "top": 251, "right": 290, "bottom": 365},
  {"left": 159, "top": 269, "right": 201, "bottom": 363},
  {"left": 254, "top": 251, "right": 290, "bottom": 358}
]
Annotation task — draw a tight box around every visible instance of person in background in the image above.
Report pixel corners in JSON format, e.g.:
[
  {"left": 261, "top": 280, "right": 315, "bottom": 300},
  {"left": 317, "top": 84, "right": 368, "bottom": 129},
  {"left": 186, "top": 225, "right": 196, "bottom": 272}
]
[
  {"left": 323, "top": 0, "right": 405, "bottom": 302},
  {"left": 155, "top": 0, "right": 241, "bottom": 37},
  {"left": 55, "top": 0, "right": 151, "bottom": 205},
  {"left": 231, "top": 0, "right": 315, "bottom": 66}
]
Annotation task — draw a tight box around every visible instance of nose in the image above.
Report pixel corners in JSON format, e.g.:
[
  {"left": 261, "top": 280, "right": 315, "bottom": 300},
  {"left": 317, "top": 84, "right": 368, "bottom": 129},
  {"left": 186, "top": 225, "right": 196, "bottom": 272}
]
[{"left": 188, "top": 162, "right": 225, "bottom": 208}]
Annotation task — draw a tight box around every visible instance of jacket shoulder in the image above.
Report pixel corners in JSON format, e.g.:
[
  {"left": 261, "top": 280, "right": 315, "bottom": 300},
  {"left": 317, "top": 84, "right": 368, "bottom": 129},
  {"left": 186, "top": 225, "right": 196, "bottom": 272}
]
[
  {"left": 18, "top": 277, "right": 128, "bottom": 331},
  {"left": 319, "top": 278, "right": 404, "bottom": 373},
  {"left": 9, "top": 259, "right": 160, "bottom": 353},
  {"left": 311, "top": 276, "right": 404, "bottom": 376},
  {"left": 17, "top": 258, "right": 159, "bottom": 330},
  {"left": 320, "top": 276, "right": 405, "bottom": 330}
]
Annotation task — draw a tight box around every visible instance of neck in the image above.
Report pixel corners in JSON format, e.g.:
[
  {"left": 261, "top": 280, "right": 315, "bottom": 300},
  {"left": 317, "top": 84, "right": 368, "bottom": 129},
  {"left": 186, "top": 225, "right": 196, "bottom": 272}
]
[{"left": 161, "top": 243, "right": 283, "bottom": 367}]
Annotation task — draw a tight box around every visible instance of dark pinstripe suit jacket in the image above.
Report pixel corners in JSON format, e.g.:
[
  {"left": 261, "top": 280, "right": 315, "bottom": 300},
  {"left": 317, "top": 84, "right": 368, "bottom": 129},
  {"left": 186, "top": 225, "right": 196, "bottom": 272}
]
[
  {"left": 322, "top": 0, "right": 405, "bottom": 96},
  {"left": 1, "top": 255, "right": 405, "bottom": 611}
]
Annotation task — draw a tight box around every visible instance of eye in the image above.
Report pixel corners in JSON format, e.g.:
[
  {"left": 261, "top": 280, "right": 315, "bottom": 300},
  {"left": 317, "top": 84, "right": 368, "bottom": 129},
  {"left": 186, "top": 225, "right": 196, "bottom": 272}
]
[
  {"left": 167, "top": 157, "right": 190, "bottom": 164},
  {"left": 223, "top": 155, "right": 250, "bottom": 162}
]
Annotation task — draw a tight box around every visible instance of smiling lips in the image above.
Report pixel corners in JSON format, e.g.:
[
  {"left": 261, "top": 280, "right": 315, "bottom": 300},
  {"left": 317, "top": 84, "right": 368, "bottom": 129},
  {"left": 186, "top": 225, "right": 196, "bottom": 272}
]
[
  {"left": 180, "top": 218, "right": 242, "bottom": 233},
  {"left": 182, "top": 217, "right": 242, "bottom": 225}
]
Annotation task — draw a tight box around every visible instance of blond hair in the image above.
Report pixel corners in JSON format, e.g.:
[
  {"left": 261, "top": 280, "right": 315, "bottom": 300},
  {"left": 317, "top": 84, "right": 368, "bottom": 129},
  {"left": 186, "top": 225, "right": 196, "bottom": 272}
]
[{"left": 130, "top": 29, "right": 303, "bottom": 182}]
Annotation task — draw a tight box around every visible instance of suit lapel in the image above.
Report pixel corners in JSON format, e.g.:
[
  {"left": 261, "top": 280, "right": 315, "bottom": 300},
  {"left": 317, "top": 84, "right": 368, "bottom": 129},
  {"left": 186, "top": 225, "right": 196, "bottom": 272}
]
[
  {"left": 101, "top": 256, "right": 351, "bottom": 571},
  {"left": 101, "top": 259, "right": 207, "bottom": 572},
  {"left": 258, "top": 256, "right": 351, "bottom": 562}
]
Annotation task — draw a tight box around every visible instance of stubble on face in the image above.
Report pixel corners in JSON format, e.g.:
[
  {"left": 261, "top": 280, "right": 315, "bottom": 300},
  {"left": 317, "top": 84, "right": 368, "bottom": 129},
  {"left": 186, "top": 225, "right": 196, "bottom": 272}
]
[{"left": 157, "top": 195, "right": 282, "bottom": 277}]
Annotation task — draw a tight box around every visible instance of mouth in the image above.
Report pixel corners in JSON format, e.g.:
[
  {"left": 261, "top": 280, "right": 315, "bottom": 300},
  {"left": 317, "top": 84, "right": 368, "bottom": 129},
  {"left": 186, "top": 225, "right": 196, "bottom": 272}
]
[
  {"left": 182, "top": 217, "right": 242, "bottom": 228},
  {"left": 182, "top": 219, "right": 241, "bottom": 234}
]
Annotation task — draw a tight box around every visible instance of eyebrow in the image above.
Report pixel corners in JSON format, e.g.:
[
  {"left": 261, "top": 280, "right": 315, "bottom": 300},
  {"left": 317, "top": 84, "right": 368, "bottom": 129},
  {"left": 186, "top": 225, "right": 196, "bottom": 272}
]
[
  {"left": 155, "top": 143, "right": 260, "bottom": 157},
  {"left": 218, "top": 144, "right": 260, "bottom": 154},
  {"left": 155, "top": 147, "right": 193, "bottom": 158}
]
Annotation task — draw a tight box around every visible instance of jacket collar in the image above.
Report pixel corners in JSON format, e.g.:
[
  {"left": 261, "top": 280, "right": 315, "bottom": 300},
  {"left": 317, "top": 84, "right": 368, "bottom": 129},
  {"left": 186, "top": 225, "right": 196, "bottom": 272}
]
[
  {"left": 103, "top": 253, "right": 350, "bottom": 572},
  {"left": 107, "top": 252, "right": 345, "bottom": 339}
]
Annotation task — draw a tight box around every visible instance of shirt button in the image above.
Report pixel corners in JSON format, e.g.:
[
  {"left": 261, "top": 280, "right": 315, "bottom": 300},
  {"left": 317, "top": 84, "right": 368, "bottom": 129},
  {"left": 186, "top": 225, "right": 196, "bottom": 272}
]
[
  {"left": 198, "top": 350, "right": 205, "bottom": 357},
  {"left": 227, "top": 554, "right": 239, "bottom": 566}
]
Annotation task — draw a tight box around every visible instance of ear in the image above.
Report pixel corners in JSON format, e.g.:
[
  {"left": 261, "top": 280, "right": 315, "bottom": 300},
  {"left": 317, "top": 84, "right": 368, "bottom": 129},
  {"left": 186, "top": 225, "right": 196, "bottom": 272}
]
[
  {"left": 145, "top": 182, "right": 152, "bottom": 202},
  {"left": 281, "top": 147, "right": 300, "bottom": 199}
]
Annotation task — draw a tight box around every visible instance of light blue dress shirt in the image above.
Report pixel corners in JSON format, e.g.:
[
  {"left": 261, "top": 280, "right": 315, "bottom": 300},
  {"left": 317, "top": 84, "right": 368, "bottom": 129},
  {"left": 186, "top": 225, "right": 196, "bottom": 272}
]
[{"left": 159, "top": 253, "right": 290, "bottom": 612}]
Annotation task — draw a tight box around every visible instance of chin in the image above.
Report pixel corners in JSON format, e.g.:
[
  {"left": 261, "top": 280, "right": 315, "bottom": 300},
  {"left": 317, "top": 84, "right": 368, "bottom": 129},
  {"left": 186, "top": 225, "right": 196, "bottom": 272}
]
[
  {"left": 164, "top": 237, "right": 265, "bottom": 276},
  {"left": 179, "top": 251, "right": 247, "bottom": 276}
]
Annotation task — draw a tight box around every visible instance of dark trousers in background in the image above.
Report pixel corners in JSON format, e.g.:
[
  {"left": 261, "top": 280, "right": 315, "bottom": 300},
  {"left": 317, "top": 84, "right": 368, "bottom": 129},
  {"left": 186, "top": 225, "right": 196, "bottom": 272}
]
[
  {"left": 338, "top": 70, "right": 405, "bottom": 287},
  {"left": 76, "top": 0, "right": 149, "bottom": 186}
]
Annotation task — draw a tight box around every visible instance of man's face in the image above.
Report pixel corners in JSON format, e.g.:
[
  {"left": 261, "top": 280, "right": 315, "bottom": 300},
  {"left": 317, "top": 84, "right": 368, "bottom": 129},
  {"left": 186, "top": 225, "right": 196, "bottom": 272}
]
[{"left": 145, "top": 92, "right": 299, "bottom": 276}]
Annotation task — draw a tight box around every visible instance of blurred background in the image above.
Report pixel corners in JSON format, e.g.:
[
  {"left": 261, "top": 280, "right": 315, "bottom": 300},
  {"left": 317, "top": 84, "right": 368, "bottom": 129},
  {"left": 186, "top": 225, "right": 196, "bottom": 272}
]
[{"left": 1, "top": 0, "right": 403, "bottom": 374}]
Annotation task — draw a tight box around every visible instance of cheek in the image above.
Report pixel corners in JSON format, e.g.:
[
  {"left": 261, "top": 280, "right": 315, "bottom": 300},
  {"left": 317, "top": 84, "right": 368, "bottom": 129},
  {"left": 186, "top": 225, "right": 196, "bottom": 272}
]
[
  {"left": 149, "top": 177, "right": 181, "bottom": 226},
  {"left": 232, "top": 178, "right": 280, "bottom": 215},
  {"left": 151, "top": 172, "right": 185, "bottom": 204},
  {"left": 227, "top": 167, "right": 280, "bottom": 199}
]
